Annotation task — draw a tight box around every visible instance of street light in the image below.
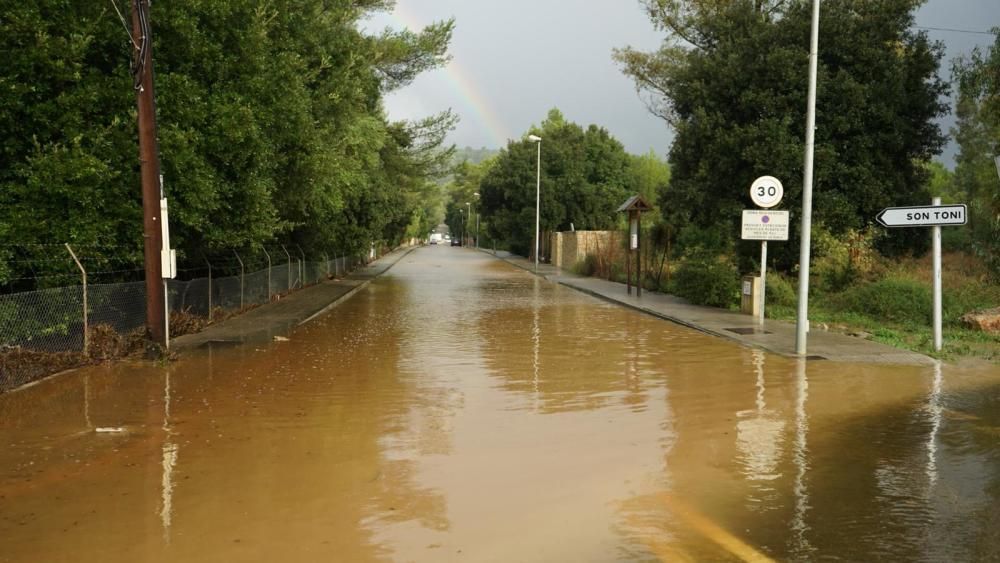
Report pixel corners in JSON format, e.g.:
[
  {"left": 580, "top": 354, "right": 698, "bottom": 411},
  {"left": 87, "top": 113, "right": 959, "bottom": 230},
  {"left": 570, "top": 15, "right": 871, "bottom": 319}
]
[
  {"left": 528, "top": 134, "right": 542, "bottom": 271},
  {"left": 474, "top": 192, "right": 481, "bottom": 248},
  {"left": 795, "top": 0, "right": 821, "bottom": 355},
  {"left": 466, "top": 202, "right": 471, "bottom": 247},
  {"left": 459, "top": 208, "right": 464, "bottom": 245}
]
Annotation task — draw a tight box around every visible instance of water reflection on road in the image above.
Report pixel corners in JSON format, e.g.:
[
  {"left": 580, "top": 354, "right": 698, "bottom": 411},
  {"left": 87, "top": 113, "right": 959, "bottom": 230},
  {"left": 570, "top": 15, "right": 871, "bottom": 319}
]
[{"left": 1, "top": 247, "right": 999, "bottom": 561}]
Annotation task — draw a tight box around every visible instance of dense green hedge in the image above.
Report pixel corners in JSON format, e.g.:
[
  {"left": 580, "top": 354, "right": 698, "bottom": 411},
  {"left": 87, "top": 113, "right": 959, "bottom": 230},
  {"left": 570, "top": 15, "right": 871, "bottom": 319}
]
[{"left": 671, "top": 257, "right": 739, "bottom": 308}]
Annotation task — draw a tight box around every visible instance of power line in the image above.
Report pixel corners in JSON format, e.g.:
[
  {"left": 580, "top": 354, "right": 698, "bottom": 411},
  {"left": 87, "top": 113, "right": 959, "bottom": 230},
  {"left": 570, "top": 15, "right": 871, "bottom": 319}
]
[
  {"left": 109, "top": 0, "right": 139, "bottom": 49},
  {"left": 915, "top": 25, "right": 998, "bottom": 36}
]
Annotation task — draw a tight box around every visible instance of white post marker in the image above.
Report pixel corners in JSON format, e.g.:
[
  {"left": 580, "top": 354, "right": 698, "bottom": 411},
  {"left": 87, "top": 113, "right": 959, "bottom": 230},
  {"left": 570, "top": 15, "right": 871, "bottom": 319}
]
[
  {"left": 932, "top": 198, "right": 942, "bottom": 351},
  {"left": 877, "top": 199, "right": 966, "bottom": 352},
  {"left": 760, "top": 240, "right": 767, "bottom": 325},
  {"left": 746, "top": 176, "right": 785, "bottom": 325}
]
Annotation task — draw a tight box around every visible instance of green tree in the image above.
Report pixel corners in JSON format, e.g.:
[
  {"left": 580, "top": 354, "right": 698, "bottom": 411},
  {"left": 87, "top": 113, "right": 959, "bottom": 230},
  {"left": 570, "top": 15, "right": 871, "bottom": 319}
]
[
  {"left": 615, "top": 0, "right": 948, "bottom": 269},
  {"left": 951, "top": 31, "right": 1000, "bottom": 278},
  {"left": 479, "top": 109, "right": 633, "bottom": 257},
  {"left": 0, "top": 3, "right": 141, "bottom": 283},
  {"left": 0, "top": 0, "right": 456, "bottom": 286},
  {"left": 925, "top": 161, "right": 957, "bottom": 201},
  {"left": 444, "top": 157, "right": 494, "bottom": 243},
  {"left": 629, "top": 150, "right": 671, "bottom": 207}
]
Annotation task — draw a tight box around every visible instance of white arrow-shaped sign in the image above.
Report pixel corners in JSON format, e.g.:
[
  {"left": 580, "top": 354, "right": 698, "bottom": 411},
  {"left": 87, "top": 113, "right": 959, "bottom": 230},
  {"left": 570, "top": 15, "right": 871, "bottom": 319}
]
[{"left": 876, "top": 204, "right": 967, "bottom": 228}]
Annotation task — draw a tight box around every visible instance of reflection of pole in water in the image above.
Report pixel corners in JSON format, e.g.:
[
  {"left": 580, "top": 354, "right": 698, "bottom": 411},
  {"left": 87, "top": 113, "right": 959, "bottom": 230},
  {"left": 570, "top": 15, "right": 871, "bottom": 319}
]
[
  {"left": 736, "top": 350, "right": 784, "bottom": 483},
  {"left": 160, "top": 371, "right": 178, "bottom": 542},
  {"left": 790, "top": 359, "right": 813, "bottom": 556},
  {"left": 84, "top": 375, "right": 92, "bottom": 430},
  {"left": 532, "top": 278, "right": 540, "bottom": 398},
  {"left": 753, "top": 350, "right": 765, "bottom": 413},
  {"left": 926, "top": 360, "right": 943, "bottom": 489}
]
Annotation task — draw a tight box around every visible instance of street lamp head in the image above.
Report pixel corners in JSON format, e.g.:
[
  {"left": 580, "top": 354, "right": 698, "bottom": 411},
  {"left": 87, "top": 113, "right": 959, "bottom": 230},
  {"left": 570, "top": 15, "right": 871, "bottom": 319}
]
[{"left": 527, "top": 135, "right": 542, "bottom": 142}]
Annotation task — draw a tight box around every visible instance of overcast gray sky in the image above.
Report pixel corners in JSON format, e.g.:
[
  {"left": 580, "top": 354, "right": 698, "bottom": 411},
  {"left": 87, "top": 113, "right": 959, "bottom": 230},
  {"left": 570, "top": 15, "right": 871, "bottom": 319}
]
[{"left": 366, "top": 1, "right": 999, "bottom": 166}]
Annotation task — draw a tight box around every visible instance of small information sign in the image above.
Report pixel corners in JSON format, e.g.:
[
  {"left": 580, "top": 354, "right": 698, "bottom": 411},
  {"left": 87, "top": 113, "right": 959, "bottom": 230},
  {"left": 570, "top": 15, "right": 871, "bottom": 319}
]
[{"left": 741, "top": 210, "right": 790, "bottom": 241}]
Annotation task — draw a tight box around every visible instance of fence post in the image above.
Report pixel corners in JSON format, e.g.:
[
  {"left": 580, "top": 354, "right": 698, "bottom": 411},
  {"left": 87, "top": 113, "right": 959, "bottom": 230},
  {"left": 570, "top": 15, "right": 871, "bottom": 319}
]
[
  {"left": 296, "top": 245, "right": 305, "bottom": 287},
  {"left": 262, "top": 247, "right": 272, "bottom": 302},
  {"left": 65, "top": 244, "right": 88, "bottom": 356},
  {"left": 323, "top": 253, "right": 330, "bottom": 279},
  {"left": 233, "top": 250, "right": 245, "bottom": 310},
  {"left": 203, "top": 255, "right": 213, "bottom": 321},
  {"left": 281, "top": 245, "right": 291, "bottom": 291}
]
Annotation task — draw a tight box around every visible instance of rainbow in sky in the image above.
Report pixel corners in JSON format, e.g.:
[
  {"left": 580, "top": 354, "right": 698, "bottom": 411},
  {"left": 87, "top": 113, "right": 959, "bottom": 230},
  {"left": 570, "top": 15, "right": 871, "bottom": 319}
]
[{"left": 390, "top": 4, "right": 512, "bottom": 147}]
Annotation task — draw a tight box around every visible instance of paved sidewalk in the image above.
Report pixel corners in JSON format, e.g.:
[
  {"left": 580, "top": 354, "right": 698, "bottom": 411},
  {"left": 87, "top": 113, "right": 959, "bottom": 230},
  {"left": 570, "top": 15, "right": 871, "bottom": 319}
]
[
  {"left": 171, "top": 246, "right": 416, "bottom": 352},
  {"left": 487, "top": 250, "right": 934, "bottom": 366}
]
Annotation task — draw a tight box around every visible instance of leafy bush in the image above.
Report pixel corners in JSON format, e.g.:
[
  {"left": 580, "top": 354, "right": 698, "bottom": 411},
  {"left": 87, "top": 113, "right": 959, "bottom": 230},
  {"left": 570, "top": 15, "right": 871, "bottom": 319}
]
[
  {"left": 810, "top": 225, "right": 881, "bottom": 294},
  {"left": 765, "top": 273, "right": 797, "bottom": 308},
  {"left": 836, "top": 277, "right": 932, "bottom": 324},
  {"left": 943, "top": 281, "right": 1000, "bottom": 325},
  {"left": 671, "top": 256, "right": 739, "bottom": 308},
  {"left": 676, "top": 223, "right": 731, "bottom": 257}
]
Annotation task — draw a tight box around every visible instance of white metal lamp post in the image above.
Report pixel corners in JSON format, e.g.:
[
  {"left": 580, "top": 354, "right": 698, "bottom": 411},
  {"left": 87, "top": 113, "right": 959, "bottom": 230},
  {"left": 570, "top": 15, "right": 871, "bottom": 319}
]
[
  {"left": 795, "top": 0, "right": 821, "bottom": 356},
  {"left": 528, "top": 135, "right": 542, "bottom": 271},
  {"left": 466, "top": 202, "right": 471, "bottom": 246},
  {"left": 474, "top": 192, "right": 481, "bottom": 248}
]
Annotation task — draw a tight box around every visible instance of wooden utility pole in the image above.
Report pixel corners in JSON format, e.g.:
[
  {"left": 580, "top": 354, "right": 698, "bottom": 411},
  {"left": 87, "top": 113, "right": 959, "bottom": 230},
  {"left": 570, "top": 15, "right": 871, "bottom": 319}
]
[{"left": 131, "top": 0, "right": 166, "bottom": 347}]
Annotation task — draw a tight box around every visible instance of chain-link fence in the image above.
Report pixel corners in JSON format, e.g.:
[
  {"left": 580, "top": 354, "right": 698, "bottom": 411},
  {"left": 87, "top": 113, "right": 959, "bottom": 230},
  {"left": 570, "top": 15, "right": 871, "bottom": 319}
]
[
  {"left": 167, "top": 255, "right": 363, "bottom": 319},
  {"left": 1, "top": 250, "right": 367, "bottom": 392}
]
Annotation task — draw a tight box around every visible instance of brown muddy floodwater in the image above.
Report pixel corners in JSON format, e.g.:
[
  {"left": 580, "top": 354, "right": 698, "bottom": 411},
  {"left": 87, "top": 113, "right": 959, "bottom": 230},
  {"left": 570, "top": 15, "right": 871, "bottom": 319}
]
[{"left": 2, "top": 246, "right": 999, "bottom": 562}]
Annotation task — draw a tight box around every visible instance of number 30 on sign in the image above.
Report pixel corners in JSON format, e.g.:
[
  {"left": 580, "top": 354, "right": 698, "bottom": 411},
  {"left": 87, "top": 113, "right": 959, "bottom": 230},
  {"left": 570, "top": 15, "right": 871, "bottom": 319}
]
[{"left": 750, "top": 176, "right": 784, "bottom": 209}]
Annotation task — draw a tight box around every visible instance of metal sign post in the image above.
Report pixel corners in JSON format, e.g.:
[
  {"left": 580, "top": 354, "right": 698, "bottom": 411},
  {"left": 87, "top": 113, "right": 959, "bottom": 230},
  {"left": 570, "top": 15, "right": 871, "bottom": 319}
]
[
  {"left": 760, "top": 240, "right": 767, "bottom": 325},
  {"left": 741, "top": 209, "right": 790, "bottom": 324},
  {"left": 745, "top": 177, "right": 786, "bottom": 325},
  {"left": 877, "top": 199, "right": 967, "bottom": 351},
  {"left": 932, "top": 198, "right": 942, "bottom": 351}
]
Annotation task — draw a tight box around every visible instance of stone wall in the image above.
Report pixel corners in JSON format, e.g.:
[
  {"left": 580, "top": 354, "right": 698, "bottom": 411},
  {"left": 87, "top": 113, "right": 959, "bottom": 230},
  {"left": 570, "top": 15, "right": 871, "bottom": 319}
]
[{"left": 550, "top": 231, "right": 621, "bottom": 270}]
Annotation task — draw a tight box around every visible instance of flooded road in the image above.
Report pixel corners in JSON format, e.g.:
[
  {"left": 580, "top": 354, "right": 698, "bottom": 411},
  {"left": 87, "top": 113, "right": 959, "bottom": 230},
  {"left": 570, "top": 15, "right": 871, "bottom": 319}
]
[{"left": 2, "top": 246, "right": 999, "bottom": 561}]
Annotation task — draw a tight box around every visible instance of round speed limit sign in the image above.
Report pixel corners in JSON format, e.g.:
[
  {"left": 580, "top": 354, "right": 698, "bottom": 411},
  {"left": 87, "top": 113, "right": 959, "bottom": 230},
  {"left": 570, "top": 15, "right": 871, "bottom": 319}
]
[{"left": 750, "top": 176, "right": 783, "bottom": 208}]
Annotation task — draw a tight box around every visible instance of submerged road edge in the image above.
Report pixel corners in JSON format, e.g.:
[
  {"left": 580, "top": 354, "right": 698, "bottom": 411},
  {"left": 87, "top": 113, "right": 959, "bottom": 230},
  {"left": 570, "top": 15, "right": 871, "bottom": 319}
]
[
  {"left": 482, "top": 249, "right": 934, "bottom": 366},
  {"left": 171, "top": 245, "right": 419, "bottom": 353}
]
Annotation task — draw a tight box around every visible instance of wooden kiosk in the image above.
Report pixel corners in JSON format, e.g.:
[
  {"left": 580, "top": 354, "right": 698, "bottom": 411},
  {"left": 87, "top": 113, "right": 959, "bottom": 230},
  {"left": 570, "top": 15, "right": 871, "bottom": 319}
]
[{"left": 617, "top": 195, "right": 654, "bottom": 296}]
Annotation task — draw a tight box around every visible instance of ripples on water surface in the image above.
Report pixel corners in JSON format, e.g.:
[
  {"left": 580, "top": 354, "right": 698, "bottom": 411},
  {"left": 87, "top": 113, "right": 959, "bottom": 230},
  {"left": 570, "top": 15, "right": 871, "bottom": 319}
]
[{"left": 1, "top": 247, "right": 999, "bottom": 562}]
